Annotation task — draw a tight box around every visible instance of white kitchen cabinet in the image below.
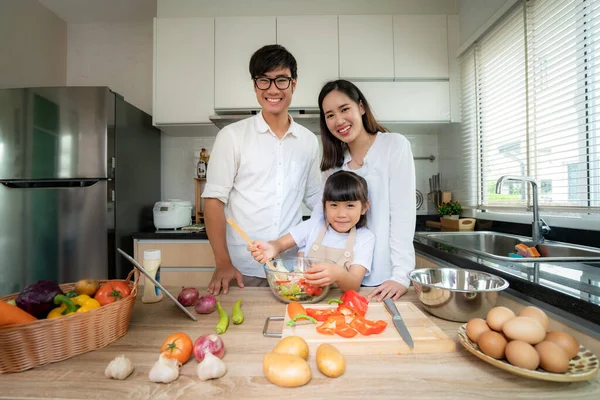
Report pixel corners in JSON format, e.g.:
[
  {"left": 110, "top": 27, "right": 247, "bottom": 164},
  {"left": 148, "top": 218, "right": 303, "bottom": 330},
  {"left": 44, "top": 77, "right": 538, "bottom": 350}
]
[
  {"left": 214, "top": 17, "right": 276, "bottom": 110},
  {"left": 353, "top": 81, "right": 450, "bottom": 122},
  {"left": 153, "top": 18, "right": 214, "bottom": 124},
  {"left": 339, "top": 15, "right": 394, "bottom": 80},
  {"left": 277, "top": 15, "right": 339, "bottom": 110},
  {"left": 447, "top": 15, "right": 461, "bottom": 122},
  {"left": 393, "top": 15, "right": 449, "bottom": 79}
]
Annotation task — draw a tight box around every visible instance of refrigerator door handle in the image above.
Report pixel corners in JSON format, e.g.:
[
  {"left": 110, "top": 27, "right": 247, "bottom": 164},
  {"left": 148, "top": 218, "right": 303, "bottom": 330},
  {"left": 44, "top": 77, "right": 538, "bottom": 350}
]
[{"left": 1, "top": 179, "right": 101, "bottom": 189}]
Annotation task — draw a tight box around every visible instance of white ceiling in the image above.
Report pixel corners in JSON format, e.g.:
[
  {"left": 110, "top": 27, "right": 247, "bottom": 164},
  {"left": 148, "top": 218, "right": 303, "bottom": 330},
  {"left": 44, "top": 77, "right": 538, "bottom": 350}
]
[{"left": 38, "top": 0, "right": 157, "bottom": 23}]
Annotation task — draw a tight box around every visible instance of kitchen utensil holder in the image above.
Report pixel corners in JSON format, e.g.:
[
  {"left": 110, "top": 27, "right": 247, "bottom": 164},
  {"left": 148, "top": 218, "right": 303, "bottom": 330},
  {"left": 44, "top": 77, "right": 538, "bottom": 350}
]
[{"left": 0, "top": 270, "right": 139, "bottom": 374}]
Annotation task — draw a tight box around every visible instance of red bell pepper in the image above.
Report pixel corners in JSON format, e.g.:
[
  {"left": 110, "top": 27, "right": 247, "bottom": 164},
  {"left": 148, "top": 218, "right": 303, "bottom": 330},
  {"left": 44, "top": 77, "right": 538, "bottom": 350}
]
[
  {"left": 339, "top": 290, "right": 369, "bottom": 316},
  {"left": 316, "top": 316, "right": 358, "bottom": 338},
  {"left": 349, "top": 316, "right": 388, "bottom": 335},
  {"left": 306, "top": 308, "right": 340, "bottom": 322}
]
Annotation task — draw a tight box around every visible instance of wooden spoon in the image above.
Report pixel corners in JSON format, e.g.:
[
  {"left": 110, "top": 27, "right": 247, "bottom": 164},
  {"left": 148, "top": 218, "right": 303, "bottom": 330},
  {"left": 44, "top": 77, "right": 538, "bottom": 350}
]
[{"left": 226, "top": 217, "right": 276, "bottom": 270}]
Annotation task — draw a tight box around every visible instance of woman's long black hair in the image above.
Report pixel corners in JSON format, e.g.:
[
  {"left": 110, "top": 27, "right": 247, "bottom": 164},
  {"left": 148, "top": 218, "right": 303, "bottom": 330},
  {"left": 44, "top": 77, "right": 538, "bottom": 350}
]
[{"left": 318, "top": 80, "right": 389, "bottom": 171}]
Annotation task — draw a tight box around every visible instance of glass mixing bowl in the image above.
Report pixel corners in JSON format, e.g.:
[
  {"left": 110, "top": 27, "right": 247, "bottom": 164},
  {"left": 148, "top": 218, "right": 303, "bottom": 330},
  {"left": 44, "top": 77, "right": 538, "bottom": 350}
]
[{"left": 264, "top": 257, "right": 334, "bottom": 303}]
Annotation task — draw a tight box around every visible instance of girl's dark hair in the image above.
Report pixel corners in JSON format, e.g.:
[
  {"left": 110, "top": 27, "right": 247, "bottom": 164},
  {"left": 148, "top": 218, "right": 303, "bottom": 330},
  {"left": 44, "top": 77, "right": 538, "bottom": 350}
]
[
  {"left": 249, "top": 44, "right": 298, "bottom": 79},
  {"left": 322, "top": 170, "right": 369, "bottom": 229},
  {"left": 318, "top": 80, "right": 389, "bottom": 171}
]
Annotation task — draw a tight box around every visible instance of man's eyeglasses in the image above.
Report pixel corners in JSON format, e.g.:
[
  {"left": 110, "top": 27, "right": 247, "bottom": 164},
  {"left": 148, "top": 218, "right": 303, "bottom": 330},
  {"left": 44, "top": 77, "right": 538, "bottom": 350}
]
[{"left": 253, "top": 76, "right": 293, "bottom": 90}]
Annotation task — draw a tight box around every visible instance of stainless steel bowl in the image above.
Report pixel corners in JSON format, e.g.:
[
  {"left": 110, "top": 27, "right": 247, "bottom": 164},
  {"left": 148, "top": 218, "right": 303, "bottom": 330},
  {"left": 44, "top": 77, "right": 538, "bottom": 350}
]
[{"left": 407, "top": 267, "right": 509, "bottom": 322}]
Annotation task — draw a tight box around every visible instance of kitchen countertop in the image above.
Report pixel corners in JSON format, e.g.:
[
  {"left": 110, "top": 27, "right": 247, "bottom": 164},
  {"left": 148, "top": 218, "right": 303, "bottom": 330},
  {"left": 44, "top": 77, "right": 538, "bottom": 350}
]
[
  {"left": 133, "top": 230, "right": 209, "bottom": 240},
  {"left": 0, "top": 287, "right": 598, "bottom": 399}
]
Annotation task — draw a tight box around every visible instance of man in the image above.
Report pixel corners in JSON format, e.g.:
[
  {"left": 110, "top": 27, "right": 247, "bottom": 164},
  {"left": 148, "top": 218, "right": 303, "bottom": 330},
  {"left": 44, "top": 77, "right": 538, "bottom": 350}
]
[{"left": 202, "top": 45, "right": 321, "bottom": 295}]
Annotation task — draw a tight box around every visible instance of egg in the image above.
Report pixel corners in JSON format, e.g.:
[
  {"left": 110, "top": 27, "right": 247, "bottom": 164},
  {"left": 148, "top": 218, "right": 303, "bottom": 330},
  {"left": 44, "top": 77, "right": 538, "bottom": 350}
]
[
  {"left": 502, "top": 316, "right": 546, "bottom": 345},
  {"left": 518, "top": 306, "right": 549, "bottom": 331},
  {"left": 535, "top": 341, "right": 570, "bottom": 373},
  {"left": 486, "top": 306, "right": 516, "bottom": 331},
  {"left": 466, "top": 318, "right": 491, "bottom": 343},
  {"left": 544, "top": 331, "right": 580, "bottom": 359},
  {"left": 477, "top": 330, "right": 507, "bottom": 359},
  {"left": 505, "top": 340, "right": 540, "bottom": 370}
]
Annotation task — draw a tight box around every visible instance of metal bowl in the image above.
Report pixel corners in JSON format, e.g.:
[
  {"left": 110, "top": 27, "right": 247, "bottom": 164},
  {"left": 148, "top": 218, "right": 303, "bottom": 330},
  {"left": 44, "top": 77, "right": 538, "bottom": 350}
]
[
  {"left": 407, "top": 267, "right": 509, "bottom": 322},
  {"left": 264, "top": 257, "right": 334, "bottom": 304}
]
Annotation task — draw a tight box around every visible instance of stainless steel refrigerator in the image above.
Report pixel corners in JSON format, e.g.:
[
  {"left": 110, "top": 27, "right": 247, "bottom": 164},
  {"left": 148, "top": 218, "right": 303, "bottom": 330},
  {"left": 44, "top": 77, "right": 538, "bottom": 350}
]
[{"left": 0, "top": 87, "right": 161, "bottom": 295}]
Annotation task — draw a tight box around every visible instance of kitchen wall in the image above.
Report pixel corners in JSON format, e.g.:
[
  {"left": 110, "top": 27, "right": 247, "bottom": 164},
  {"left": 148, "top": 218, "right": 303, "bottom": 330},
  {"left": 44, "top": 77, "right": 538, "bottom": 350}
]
[
  {"left": 162, "top": 130, "right": 440, "bottom": 216},
  {"left": 0, "top": 0, "right": 67, "bottom": 87},
  {"left": 158, "top": 0, "right": 458, "bottom": 17},
  {"left": 67, "top": 22, "right": 153, "bottom": 115},
  {"left": 457, "top": 0, "right": 510, "bottom": 47}
]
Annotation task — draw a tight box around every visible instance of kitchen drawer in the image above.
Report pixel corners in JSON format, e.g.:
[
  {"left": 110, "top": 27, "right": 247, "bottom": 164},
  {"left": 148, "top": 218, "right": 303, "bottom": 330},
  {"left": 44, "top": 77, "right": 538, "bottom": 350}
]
[{"left": 134, "top": 241, "right": 215, "bottom": 267}]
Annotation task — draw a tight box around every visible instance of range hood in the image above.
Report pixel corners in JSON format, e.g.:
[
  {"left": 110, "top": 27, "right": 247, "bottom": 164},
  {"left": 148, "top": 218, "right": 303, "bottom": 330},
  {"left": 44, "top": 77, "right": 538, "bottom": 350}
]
[{"left": 209, "top": 109, "right": 321, "bottom": 132}]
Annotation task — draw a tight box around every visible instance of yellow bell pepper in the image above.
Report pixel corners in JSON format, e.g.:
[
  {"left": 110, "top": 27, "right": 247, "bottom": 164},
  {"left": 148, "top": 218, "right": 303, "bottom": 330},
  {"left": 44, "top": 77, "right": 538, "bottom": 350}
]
[
  {"left": 47, "top": 294, "right": 77, "bottom": 319},
  {"left": 72, "top": 294, "right": 101, "bottom": 313},
  {"left": 47, "top": 303, "right": 67, "bottom": 319}
]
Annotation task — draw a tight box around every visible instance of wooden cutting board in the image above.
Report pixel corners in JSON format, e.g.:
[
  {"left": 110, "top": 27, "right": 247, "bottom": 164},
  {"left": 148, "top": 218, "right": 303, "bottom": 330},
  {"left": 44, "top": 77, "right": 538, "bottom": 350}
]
[{"left": 281, "top": 302, "right": 456, "bottom": 355}]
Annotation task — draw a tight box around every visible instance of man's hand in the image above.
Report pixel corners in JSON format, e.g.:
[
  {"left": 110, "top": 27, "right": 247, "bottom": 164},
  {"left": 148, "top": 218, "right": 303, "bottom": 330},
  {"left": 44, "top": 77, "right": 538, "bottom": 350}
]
[
  {"left": 207, "top": 262, "right": 244, "bottom": 295},
  {"left": 367, "top": 280, "right": 408, "bottom": 302}
]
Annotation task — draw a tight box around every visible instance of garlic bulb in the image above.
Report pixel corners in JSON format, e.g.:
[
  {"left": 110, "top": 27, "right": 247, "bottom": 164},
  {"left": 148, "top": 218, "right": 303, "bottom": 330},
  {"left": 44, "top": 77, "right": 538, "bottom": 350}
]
[
  {"left": 196, "top": 351, "right": 227, "bottom": 381},
  {"left": 148, "top": 353, "right": 181, "bottom": 383},
  {"left": 105, "top": 355, "right": 134, "bottom": 380}
]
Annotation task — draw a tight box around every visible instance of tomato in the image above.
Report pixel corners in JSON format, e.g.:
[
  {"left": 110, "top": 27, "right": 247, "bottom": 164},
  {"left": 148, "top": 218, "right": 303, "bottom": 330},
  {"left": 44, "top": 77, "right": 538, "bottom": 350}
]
[
  {"left": 94, "top": 280, "right": 131, "bottom": 306},
  {"left": 160, "top": 332, "right": 193, "bottom": 364}
]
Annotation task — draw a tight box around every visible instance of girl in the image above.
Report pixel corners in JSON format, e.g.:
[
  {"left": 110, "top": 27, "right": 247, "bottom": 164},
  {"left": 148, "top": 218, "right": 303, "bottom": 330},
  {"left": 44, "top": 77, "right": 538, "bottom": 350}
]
[
  {"left": 249, "top": 170, "right": 374, "bottom": 292},
  {"left": 317, "top": 79, "right": 416, "bottom": 301}
]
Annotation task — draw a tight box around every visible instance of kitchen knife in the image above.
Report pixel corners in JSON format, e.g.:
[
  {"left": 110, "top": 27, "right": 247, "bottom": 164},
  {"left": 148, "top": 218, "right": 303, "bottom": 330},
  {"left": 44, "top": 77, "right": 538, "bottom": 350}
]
[{"left": 383, "top": 299, "right": 414, "bottom": 348}]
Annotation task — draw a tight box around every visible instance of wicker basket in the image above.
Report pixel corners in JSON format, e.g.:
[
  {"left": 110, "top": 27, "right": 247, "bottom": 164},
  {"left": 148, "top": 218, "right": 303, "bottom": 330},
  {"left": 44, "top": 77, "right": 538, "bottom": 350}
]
[{"left": 0, "top": 270, "right": 139, "bottom": 374}]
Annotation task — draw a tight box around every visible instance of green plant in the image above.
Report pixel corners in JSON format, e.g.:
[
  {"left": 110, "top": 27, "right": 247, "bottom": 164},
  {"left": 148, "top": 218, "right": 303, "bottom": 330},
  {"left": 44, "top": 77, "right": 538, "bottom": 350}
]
[{"left": 437, "top": 201, "right": 462, "bottom": 217}]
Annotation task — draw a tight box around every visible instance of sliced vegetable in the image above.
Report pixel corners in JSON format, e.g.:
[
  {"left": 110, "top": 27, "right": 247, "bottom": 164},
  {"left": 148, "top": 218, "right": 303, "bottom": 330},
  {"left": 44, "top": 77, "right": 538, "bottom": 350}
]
[
  {"left": 286, "top": 314, "right": 317, "bottom": 327},
  {"left": 231, "top": 300, "right": 244, "bottom": 325},
  {"left": 193, "top": 334, "right": 225, "bottom": 362},
  {"left": 15, "top": 280, "right": 63, "bottom": 319},
  {"left": 215, "top": 301, "right": 229, "bottom": 334},
  {"left": 316, "top": 316, "right": 346, "bottom": 335},
  {"left": 327, "top": 298, "right": 343, "bottom": 305},
  {"left": 0, "top": 299, "right": 37, "bottom": 326},
  {"left": 160, "top": 332, "right": 193, "bottom": 364},
  {"left": 349, "top": 316, "right": 387, "bottom": 335},
  {"left": 94, "top": 281, "right": 131, "bottom": 306},
  {"left": 305, "top": 308, "right": 341, "bottom": 322},
  {"left": 339, "top": 290, "right": 368, "bottom": 316}
]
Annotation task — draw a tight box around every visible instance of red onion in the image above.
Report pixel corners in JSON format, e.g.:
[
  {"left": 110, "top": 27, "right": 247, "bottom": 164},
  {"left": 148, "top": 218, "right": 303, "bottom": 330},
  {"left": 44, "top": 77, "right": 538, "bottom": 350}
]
[
  {"left": 177, "top": 287, "right": 199, "bottom": 307},
  {"left": 195, "top": 295, "right": 217, "bottom": 314},
  {"left": 193, "top": 334, "right": 225, "bottom": 362}
]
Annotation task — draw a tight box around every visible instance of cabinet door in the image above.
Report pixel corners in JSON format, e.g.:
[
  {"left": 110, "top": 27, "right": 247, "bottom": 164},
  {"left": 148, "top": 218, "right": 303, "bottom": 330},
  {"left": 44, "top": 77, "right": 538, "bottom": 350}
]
[
  {"left": 353, "top": 81, "right": 450, "bottom": 122},
  {"left": 277, "top": 15, "right": 338, "bottom": 110},
  {"left": 339, "top": 15, "right": 394, "bottom": 80},
  {"left": 393, "top": 15, "right": 449, "bottom": 79},
  {"left": 447, "top": 15, "right": 461, "bottom": 122},
  {"left": 214, "top": 17, "right": 276, "bottom": 110},
  {"left": 153, "top": 18, "right": 214, "bottom": 124}
]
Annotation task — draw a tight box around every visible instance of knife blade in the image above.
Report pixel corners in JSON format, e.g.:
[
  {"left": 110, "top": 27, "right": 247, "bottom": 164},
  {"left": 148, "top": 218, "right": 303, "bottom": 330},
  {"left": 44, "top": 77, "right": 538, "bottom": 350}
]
[{"left": 383, "top": 299, "right": 414, "bottom": 348}]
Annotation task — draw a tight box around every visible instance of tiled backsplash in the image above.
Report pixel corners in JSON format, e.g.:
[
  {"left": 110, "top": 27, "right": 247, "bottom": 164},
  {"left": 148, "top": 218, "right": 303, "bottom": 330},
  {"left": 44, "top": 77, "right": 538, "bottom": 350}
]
[{"left": 161, "top": 130, "right": 440, "bottom": 215}]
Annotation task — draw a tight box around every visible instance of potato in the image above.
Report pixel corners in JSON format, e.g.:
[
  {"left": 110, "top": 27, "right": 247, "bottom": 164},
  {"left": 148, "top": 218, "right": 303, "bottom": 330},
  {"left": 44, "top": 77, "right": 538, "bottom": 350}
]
[
  {"left": 316, "top": 344, "right": 345, "bottom": 378},
  {"left": 272, "top": 336, "right": 309, "bottom": 360},
  {"left": 263, "top": 353, "right": 311, "bottom": 387}
]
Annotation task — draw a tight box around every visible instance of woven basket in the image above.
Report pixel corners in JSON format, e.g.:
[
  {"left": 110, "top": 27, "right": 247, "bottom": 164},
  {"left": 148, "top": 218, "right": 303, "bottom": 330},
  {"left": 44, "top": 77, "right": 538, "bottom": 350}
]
[{"left": 0, "top": 270, "right": 139, "bottom": 374}]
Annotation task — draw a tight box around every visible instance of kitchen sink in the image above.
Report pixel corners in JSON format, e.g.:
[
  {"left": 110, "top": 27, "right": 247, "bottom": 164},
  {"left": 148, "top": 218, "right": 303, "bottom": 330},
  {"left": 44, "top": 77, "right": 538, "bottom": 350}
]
[{"left": 414, "top": 231, "right": 600, "bottom": 262}]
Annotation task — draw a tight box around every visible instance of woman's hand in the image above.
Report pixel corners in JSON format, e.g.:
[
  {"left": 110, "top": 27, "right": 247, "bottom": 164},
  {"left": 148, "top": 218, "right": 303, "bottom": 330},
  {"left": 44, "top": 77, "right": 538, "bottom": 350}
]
[
  {"left": 367, "top": 280, "right": 408, "bottom": 302},
  {"left": 303, "top": 262, "right": 342, "bottom": 287},
  {"left": 247, "top": 241, "right": 276, "bottom": 264}
]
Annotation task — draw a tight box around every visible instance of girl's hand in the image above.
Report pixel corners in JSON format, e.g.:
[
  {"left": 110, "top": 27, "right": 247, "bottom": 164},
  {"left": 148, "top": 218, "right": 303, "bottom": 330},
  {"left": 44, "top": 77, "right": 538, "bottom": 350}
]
[
  {"left": 304, "top": 262, "right": 342, "bottom": 287},
  {"left": 247, "top": 241, "right": 276, "bottom": 264},
  {"left": 367, "top": 280, "right": 408, "bottom": 302}
]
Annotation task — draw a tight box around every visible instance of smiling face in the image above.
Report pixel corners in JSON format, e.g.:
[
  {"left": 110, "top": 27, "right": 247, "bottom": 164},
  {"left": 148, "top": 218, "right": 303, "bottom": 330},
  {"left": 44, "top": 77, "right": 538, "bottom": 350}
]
[
  {"left": 322, "top": 90, "right": 366, "bottom": 144},
  {"left": 325, "top": 200, "right": 369, "bottom": 233},
  {"left": 254, "top": 67, "right": 296, "bottom": 117}
]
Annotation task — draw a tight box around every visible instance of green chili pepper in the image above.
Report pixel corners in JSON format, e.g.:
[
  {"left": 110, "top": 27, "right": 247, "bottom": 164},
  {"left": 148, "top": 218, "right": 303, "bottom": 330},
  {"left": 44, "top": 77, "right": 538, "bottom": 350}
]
[
  {"left": 215, "top": 301, "right": 229, "bottom": 334},
  {"left": 232, "top": 299, "right": 244, "bottom": 325},
  {"left": 286, "top": 314, "right": 318, "bottom": 327},
  {"left": 327, "top": 298, "right": 343, "bottom": 305}
]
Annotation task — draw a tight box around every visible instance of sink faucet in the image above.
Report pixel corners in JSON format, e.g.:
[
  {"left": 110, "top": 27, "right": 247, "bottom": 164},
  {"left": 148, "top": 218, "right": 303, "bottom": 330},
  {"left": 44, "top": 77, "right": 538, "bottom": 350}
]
[{"left": 495, "top": 175, "right": 551, "bottom": 244}]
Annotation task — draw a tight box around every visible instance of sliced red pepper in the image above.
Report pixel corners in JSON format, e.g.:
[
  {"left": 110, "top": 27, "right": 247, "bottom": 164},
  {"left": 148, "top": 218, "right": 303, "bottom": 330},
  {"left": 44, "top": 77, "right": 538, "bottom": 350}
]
[
  {"left": 305, "top": 308, "right": 341, "bottom": 321},
  {"left": 337, "top": 305, "right": 357, "bottom": 318},
  {"left": 335, "top": 323, "right": 358, "bottom": 338},
  {"left": 349, "top": 316, "right": 388, "bottom": 335},
  {"left": 275, "top": 280, "right": 291, "bottom": 284},
  {"left": 339, "top": 290, "right": 369, "bottom": 316},
  {"left": 316, "top": 315, "right": 344, "bottom": 335}
]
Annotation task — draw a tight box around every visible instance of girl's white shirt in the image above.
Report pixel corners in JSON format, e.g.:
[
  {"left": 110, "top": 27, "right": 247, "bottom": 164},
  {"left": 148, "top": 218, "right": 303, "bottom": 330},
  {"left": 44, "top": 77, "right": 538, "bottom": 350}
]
[
  {"left": 288, "top": 217, "right": 375, "bottom": 273},
  {"left": 312, "top": 131, "right": 416, "bottom": 287}
]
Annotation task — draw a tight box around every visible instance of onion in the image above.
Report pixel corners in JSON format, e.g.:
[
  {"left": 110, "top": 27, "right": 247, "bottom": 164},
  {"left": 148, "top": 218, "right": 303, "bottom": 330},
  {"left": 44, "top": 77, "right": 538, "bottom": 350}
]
[
  {"left": 195, "top": 295, "right": 217, "bottom": 314},
  {"left": 193, "top": 334, "right": 225, "bottom": 362},
  {"left": 177, "top": 287, "right": 199, "bottom": 307}
]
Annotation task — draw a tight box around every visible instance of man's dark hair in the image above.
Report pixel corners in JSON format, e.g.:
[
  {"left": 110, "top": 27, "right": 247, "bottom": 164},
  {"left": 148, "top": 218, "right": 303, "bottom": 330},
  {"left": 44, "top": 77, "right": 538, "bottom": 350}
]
[{"left": 249, "top": 44, "right": 298, "bottom": 80}]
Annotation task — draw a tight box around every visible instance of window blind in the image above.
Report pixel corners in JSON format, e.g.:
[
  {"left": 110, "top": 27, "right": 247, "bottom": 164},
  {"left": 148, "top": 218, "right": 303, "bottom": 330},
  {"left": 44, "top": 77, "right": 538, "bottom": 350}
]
[{"left": 460, "top": 0, "right": 600, "bottom": 213}]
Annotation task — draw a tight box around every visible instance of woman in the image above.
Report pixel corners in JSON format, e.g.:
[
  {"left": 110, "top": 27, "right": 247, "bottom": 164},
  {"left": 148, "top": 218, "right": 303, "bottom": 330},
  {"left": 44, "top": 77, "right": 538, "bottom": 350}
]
[{"left": 316, "top": 79, "right": 416, "bottom": 301}]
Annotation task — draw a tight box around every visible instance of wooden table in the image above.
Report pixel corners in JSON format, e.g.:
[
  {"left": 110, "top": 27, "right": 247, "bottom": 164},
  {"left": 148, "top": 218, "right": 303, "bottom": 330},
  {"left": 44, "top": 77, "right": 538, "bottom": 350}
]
[{"left": 0, "top": 288, "right": 598, "bottom": 400}]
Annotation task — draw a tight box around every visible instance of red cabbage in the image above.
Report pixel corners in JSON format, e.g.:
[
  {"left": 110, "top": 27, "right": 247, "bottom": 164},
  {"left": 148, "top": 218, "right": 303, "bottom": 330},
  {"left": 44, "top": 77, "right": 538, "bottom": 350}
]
[{"left": 15, "top": 280, "right": 63, "bottom": 319}]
